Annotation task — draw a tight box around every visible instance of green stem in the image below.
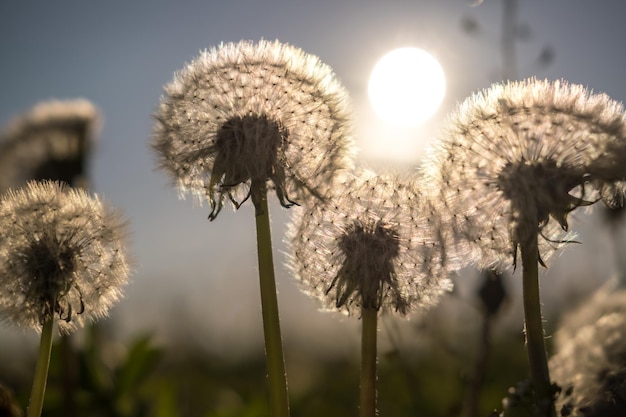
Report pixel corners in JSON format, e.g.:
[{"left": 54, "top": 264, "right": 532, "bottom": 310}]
[
  {"left": 520, "top": 232, "right": 556, "bottom": 417},
  {"left": 27, "top": 318, "right": 54, "bottom": 417},
  {"left": 252, "top": 181, "right": 290, "bottom": 417},
  {"left": 360, "top": 307, "right": 378, "bottom": 417}
]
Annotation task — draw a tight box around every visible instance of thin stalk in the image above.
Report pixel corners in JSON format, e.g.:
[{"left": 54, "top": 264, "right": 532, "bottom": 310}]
[
  {"left": 27, "top": 317, "right": 54, "bottom": 417},
  {"left": 360, "top": 306, "right": 378, "bottom": 417},
  {"left": 520, "top": 231, "right": 556, "bottom": 417},
  {"left": 463, "top": 314, "right": 492, "bottom": 417},
  {"left": 252, "top": 181, "right": 290, "bottom": 417}
]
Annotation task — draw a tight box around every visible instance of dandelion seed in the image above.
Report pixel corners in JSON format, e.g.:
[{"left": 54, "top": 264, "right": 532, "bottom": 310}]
[
  {"left": 550, "top": 290, "right": 626, "bottom": 417},
  {"left": 0, "top": 99, "right": 100, "bottom": 191},
  {"left": 0, "top": 181, "right": 130, "bottom": 334},
  {"left": 424, "top": 78, "right": 626, "bottom": 268},
  {"left": 287, "top": 171, "right": 452, "bottom": 315},
  {"left": 152, "top": 39, "right": 353, "bottom": 219}
]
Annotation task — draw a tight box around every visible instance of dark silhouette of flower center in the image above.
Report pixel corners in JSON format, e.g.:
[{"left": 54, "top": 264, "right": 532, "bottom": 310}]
[
  {"left": 209, "top": 114, "right": 296, "bottom": 218},
  {"left": 328, "top": 220, "right": 405, "bottom": 312},
  {"left": 26, "top": 238, "right": 79, "bottom": 323},
  {"left": 215, "top": 114, "right": 286, "bottom": 186},
  {"left": 497, "top": 159, "right": 590, "bottom": 260}
]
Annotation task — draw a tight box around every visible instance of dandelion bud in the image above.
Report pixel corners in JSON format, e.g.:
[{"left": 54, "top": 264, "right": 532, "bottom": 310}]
[
  {"left": 0, "top": 181, "right": 130, "bottom": 334},
  {"left": 477, "top": 268, "right": 507, "bottom": 317},
  {"left": 287, "top": 171, "right": 452, "bottom": 315},
  {"left": 152, "top": 39, "right": 353, "bottom": 219}
]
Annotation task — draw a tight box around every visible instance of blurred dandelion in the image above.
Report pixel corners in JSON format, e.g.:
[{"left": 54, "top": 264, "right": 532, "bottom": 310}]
[
  {"left": 0, "top": 99, "right": 102, "bottom": 417},
  {"left": 0, "top": 99, "right": 100, "bottom": 191},
  {"left": 288, "top": 171, "right": 452, "bottom": 417},
  {"left": 554, "top": 287, "right": 626, "bottom": 354},
  {"left": 152, "top": 39, "right": 354, "bottom": 417},
  {"left": 423, "top": 78, "right": 626, "bottom": 415},
  {"left": 550, "top": 290, "right": 626, "bottom": 417},
  {"left": 0, "top": 181, "right": 130, "bottom": 417}
]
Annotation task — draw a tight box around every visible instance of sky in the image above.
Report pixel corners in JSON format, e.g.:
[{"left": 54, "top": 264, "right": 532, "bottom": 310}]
[{"left": 1, "top": 0, "right": 626, "bottom": 356}]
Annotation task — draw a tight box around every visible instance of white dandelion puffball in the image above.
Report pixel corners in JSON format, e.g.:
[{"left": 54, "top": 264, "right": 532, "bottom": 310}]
[
  {"left": 423, "top": 78, "right": 626, "bottom": 268},
  {"left": 153, "top": 39, "right": 354, "bottom": 219},
  {"left": 287, "top": 171, "right": 452, "bottom": 316},
  {"left": 0, "top": 181, "right": 131, "bottom": 334},
  {"left": 550, "top": 293, "right": 626, "bottom": 416}
]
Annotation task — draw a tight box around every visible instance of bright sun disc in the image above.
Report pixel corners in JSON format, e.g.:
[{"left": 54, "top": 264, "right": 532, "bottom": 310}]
[{"left": 368, "top": 47, "right": 446, "bottom": 127}]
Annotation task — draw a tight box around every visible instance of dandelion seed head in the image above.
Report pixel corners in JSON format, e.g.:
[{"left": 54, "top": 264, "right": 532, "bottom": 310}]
[
  {"left": 0, "top": 99, "right": 100, "bottom": 191},
  {"left": 554, "top": 288, "right": 626, "bottom": 356},
  {"left": 0, "top": 181, "right": 131, "bottom": 334},
  {"left": 287, "top": 171, "right": 452, "bottom": 315},
  {"left": 550, "top": 290, "right": 626, "bottom": 416},
  {"left": 152, "top": 40, "right": 354, "bottom": 217},
  {"left": 424, "top": 78, "right": 626, "bottom": 268}
]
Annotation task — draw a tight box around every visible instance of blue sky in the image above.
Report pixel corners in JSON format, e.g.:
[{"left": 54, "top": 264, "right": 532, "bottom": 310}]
[{"left": 1, "top": 0, "right": 625, "bottom": 353}]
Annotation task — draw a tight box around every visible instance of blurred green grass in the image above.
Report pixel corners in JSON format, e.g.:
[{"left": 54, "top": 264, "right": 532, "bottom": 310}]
[{"left": 1, "top": 318, "right": 534, "bottom": 417}]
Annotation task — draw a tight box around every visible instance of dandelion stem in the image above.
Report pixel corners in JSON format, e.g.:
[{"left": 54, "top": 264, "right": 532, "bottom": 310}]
[
  {"left": 252, "top": 180, "right": 290, "bottom": 417},
  {"left": 521, "top": 232, "right": 556, "bottom": 417},
  {"left": 27, "top": 317, "right": 54, "bottom": 417},
  {"left": 360, "top": 306, "right": 378, "bottom": 417}
]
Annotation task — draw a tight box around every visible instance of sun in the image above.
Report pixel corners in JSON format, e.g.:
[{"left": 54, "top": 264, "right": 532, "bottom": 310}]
[{"left": 368, "top": 47, "right": 446, "bottom": 127}]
